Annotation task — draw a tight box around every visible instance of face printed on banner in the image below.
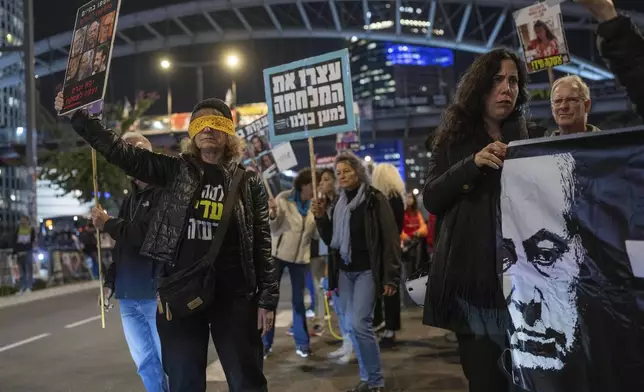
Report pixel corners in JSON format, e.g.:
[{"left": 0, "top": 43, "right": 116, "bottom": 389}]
[
  {"left": 71, "top": 26, "right": 86, "bottom": 57},
  {"left": 260, "top": 154, "right": 275, "bottom": 170},
  {"left": 99, "top": 12, "right": 116, "bottom": 44},
  {"left": 251, "top": 135, "right": 267, "bottom": 155},
  {"left": 92, "top": 46, "right": 107, "bottom": 74},
  {"left": 484, "top": 59, "right": 520, "bottom": 122},
  {"left": 78, "top": 50, "right": 94, "bottom": 81},
  {"left": 501, "top": 153, "right": 583, "bottom": 371},
  {"left": 84, "top": 21, "right": 100, "bottom": 51},
  {"left": 66, "top": 56, "right": 81, "bottom": 81},
  {"left": 551, "top": 81, "right": 590, "bottom": 131}
]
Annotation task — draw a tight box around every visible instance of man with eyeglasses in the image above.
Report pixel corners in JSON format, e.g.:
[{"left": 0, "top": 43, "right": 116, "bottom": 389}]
[{"left": 548, "top": 75, "right": 599, "bottom": 136}]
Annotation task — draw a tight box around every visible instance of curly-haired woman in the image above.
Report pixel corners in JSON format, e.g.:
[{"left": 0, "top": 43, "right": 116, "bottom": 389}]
[{"left": 422, "top": 48, "right": 536, "bottom": 391}]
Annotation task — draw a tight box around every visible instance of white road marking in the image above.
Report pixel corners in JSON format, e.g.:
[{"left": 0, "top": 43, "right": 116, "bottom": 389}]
[
  {"left": 0, "top": 333, "right": 51, "bottom": 353},
  {"left": 204, "top": 309, "right": 291, "bottom": 382},
  {"left": 65, "top": 315, "right": 102, "bottom": 329}
]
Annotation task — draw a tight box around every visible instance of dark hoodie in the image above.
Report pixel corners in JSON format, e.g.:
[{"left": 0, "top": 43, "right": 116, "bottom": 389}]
[{"left": 103, "top": 182, "right": 164, "bottom": 300}]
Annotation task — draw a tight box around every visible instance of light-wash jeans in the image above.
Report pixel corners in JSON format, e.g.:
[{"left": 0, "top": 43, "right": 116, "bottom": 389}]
[
  {"left": 339, "top": 270, "right": 384, "bottom": 388},
  {"left": 332, "top": 290, "right": 353, "bottom": 344},
  {"left": 120, "top": 299, "right": 168, "bottom": 392}
]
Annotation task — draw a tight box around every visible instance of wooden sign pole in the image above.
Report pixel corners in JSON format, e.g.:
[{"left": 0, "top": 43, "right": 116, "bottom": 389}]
[
  {"left": 92, "top": 149, "right": 106, "bottom": 329},
  {"left": 308, "top": 137, "right": 317, "bottom": 199}
]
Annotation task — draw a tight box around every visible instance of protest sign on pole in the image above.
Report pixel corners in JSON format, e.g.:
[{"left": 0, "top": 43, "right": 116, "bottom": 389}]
[
  {"left": 263, "top": 49, "right": 355, "bottom": 198},
  {"left": 60, "top": 0, "right": 121, "bottom": 116},
  {"left": 513, "top": 2, "right": 570, "bottom": 78},
  {"left": 263, "top": 49, "right": 355, "bottom": 143},
  {"left": 500, "top": 129, "right": 644, "bottom": 392}
]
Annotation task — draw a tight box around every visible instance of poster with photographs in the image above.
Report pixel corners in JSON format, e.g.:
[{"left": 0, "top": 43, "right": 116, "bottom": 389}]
[
  {"left": 336, "top": 131, "right": 360, "bottom": 152},
  {"left": 237, "top": 115, "right": 279, "bottom": 180},
  {"left": 500, "top": 129, "right": 644, "bottom": 392},
  {"left": 263, "top": 49, "right": 355, "bottom": 143},
  {"left": 60, "top": 0, "right": 121, "bottom": 115},
  {"left": 513, "top": 2, "right": 571, "bottom": 74}
]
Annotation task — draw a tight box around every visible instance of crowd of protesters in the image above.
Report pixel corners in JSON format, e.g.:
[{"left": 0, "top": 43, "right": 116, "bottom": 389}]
[{"left": 46, "top": 0, "right": 644, "bottom": 391}]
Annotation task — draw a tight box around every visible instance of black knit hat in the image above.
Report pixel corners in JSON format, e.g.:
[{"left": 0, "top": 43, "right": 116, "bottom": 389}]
[{"left": 190, "top": 98, "right": 233, "bottom": 121}]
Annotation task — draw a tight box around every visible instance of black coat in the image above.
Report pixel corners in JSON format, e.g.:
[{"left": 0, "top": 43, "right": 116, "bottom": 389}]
[
  {"left": 316, "top": 186, "right": 401, "bottom": 294},
  {"left": 103, "top": 184, "right": 164, "bottom": 300},
  {"left": 70, "top": 110, "right": 279, "bottom": 311},
  {"left": 422, "top": 117, "right": 530, "bottom": 333}
]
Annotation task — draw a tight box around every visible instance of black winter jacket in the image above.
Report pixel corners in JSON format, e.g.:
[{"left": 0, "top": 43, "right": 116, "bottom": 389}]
[
  {"left": 316, "top": 186, "right": 401, "bottom": 294},
  {"left": 104, "top": 183, "right": 164, "bottom": 300},
  {"left": 70, "top": 110, "right": 279, "bottom": 310}
]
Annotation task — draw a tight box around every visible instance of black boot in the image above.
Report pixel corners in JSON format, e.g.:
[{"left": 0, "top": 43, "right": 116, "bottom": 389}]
[{"left": 345, "top": 381, "right": 369, "bottom": 392}]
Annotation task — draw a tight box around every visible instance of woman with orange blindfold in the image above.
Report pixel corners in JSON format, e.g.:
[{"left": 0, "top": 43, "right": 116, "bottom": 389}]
[{"left": 55, "top": 94, "right": 277, "bottom": 392}]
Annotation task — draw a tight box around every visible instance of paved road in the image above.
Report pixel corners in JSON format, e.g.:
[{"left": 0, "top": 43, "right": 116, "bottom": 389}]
[{"left": 0, "top": 278, "right": 466, "bottom": 392}]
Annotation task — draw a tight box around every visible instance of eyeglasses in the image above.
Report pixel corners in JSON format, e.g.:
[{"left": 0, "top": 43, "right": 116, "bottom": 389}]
[{"left": 551, "top": 97, "right": 584, "bottom": 107}]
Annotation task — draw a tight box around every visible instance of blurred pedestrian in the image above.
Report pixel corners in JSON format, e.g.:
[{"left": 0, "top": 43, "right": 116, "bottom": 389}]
[{"left": 13, "top": 215, "right": 35, "bottom": 294}]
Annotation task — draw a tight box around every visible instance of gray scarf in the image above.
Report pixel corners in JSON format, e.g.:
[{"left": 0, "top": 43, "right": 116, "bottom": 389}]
[{"left": 331, "top": 184, "right": 367, "bottom": 264}]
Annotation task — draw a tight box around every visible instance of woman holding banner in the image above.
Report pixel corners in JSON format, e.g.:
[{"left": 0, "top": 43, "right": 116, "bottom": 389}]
[
  {"left": 264, "top": 168, "right": 319, "bottom": 358},
  {"left": 422, "top": 48, "right": 532, "bottom": 392},
  {"left": 312, "top": 152, "right": 401, "bottom": 392},
  {"left": 56, "top": 94, "right": 277, "bottom": 392}
]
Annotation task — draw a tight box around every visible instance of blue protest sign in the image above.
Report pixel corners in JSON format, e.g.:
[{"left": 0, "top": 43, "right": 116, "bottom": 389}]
[{"left": 263, "top": 49, "right": 355, "bottom": 143}]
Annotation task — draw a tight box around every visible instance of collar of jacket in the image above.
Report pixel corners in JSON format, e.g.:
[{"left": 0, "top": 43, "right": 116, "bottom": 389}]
[{"left": 550, "top": 123, "right": 600, "bottom": 136}]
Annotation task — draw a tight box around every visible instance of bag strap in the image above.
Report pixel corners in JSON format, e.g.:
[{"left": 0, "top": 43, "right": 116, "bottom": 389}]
[{"left": 203, "top": 167, "right": 245, "bottom": 266}]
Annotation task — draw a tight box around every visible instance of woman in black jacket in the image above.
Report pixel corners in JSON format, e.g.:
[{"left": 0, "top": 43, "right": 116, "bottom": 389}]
[
  {"left": 312, "top": 152, "right": 401, "bottom": 392},
  {"left": 55, "top": 94, "right": 278, "bottom": 392},
  {"left": 422, "top": 48, "right": 531, "bottom": 392}
]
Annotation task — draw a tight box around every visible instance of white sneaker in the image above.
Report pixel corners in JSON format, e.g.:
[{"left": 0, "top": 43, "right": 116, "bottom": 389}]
[
  {"left": 305, "top": 309, "right": 315, "bottom": 319},
  {"left": 327, "top": 340, "right": 352, "bottom": 359},
  {"left": 334, "top": 351, "right": 354, "bottom": 365}
]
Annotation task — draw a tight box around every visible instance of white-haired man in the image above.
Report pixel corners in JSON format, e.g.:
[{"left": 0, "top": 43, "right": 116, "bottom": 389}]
[
  {"left": 549, "top": 75, "right": 600, "bottom": 136},
  {"left": 91, "top": 132, "right": 168, "bottom": 392}
]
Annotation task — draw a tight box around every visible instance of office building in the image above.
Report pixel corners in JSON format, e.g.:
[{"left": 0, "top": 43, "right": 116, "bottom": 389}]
[{"left": 0, "top": 0, "right": 30, "bottom": 237}]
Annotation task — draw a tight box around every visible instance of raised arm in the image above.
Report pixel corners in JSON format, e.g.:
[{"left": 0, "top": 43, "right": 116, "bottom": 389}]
[
  {"left": 595, "top": 13, "right": 644, "bottom": 119},
  {"left": 249, "top": 171, "right": 279, "bottom": 311},
  {"left": 70, "top": 110, "right": 180, "bottom": 187}
]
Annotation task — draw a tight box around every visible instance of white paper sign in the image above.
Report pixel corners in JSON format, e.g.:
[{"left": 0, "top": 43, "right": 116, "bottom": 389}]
[{"left": 271, "top": 142, "right": 298, "bottom": 172}]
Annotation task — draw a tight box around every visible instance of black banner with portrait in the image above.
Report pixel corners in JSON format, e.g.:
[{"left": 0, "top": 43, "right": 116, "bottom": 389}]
[
  {"left": 61, "top": 0, "right": 121, "bottom": 115},
  {"left": 499, "top": 129, "right": 644, "bottom": 392}
]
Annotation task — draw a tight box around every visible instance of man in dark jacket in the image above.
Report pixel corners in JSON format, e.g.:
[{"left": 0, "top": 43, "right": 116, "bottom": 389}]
[
  {"left": 13, "top": 215, "right": 35, "bottom": 294},
  {"left": 56, "top": 94, "right": 277, "bottom": 392},
  {"left": 91, "top": 133, "right": 168, "bottom": 392}
]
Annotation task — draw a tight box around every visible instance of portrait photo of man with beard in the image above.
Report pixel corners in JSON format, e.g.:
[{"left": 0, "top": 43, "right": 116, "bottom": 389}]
[
  {"left": 98, "top": 11, "right": 116, "bottom": 44},
  {"left": 500, "top": 130, "right": 644, "bottom": 392},
  {"left": 84, "top": 21, "right": 99, "bottom": 51},
  {"left": 92, "top": 45, "right": 108, "bottom": 75}
]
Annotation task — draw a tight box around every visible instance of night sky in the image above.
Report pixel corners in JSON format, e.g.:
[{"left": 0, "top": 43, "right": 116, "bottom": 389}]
[{"left": 34, "top": 0, "right": 644, "bottom": 116}]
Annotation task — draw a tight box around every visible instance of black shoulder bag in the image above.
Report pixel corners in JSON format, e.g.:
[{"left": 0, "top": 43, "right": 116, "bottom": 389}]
[{"left": 157, "top": 168, "right": 245, "bottom": 320}]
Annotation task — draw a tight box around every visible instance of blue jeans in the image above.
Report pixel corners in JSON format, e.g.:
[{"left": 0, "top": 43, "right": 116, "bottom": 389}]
[
  {"left": 263, "top": 259, "right": 310, "bottom": 349},
  {"left": 332, "top": 290, "right": 352, "bottom": 343},
  {"left": 305, "top": 269, "right": 316, "bottom": 312},
  {"left": 120, "top": 299, "right": 168, "bottom": 392},
  {"left": 339, "top": 270, "right": 384, "bottom": 388},
  {"left": 17, "top": 253, "right": 33, "bottom": 291}
]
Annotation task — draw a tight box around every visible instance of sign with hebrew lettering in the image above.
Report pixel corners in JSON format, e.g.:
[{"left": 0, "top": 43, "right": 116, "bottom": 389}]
[
  {"left": 500, "top": 129, "right": 644, "bottom": 392},
  {"left": 263, "top": 49, "right": 355, "bottom": 143},
  {"left": 60, "top": 0, "right": 121, "bottom": 116},
  {"left": 513, "top": 2, "right": 571, "bottom": 74}
]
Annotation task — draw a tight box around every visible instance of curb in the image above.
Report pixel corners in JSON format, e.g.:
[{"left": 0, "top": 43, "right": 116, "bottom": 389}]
[{"left": 0, "top": 281, "right": 100, "bottom": 310}]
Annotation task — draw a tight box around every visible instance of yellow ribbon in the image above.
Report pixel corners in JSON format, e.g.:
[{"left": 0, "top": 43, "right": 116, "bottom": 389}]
[{"left": 188, "top": 115, "right": 235, "bottom": 139}]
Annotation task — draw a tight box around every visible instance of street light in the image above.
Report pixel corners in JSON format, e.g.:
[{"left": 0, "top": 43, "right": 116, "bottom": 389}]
[
  {"left": 225, "top": 54, "right": 240, "bottom": 70},
  {"left": 159, "top": 58, "right": 173, "bottom": 127},
  {"left": 160, "top": 59, "right": 171, "bottom": 69},
  {"left": 224, "top": 52, "right": 241, "bottom": 107}
]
